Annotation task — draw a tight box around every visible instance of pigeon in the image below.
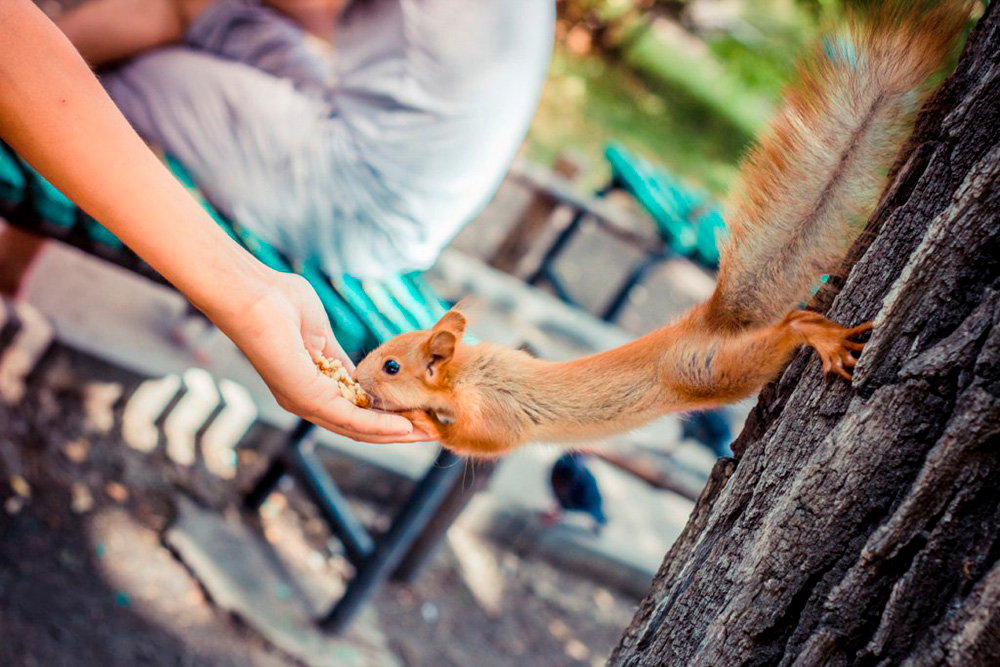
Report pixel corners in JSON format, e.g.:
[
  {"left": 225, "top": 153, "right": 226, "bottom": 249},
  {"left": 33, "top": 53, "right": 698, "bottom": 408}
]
[
  {"left": 682, "top": 409, "right": 733, "bottom": 457},
  {"left": 545, "top": 452, "right": 607, "bottom": 532}
]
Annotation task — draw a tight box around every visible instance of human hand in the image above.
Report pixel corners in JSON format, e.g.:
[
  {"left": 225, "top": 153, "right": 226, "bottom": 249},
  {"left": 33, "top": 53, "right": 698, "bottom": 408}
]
[
  {"left": 0, "top": 1, "right": 430, "bottom": 442},
  {"left": 212, "top": 271, "right": 435, "bottom": 443}
]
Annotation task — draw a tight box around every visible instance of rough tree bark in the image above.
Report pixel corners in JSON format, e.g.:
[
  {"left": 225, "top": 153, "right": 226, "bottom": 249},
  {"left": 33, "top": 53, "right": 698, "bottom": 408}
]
[{"left": 611, "top": 5, "right": 1000, "bottom": 666}]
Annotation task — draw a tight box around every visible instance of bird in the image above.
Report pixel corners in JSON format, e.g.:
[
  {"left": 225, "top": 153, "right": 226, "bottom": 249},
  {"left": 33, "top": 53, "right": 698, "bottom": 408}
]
[
  {"left": 544, "top": 452, "right": 607, "bottom": 533},
  {"left": 681, "top": 409, "right": 733, "bottom": 457}
]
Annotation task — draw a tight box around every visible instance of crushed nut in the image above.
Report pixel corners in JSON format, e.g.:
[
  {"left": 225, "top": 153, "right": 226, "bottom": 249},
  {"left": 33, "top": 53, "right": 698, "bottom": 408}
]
[{"left": 316, "top": 356, "right": 371, "bottom": 408}]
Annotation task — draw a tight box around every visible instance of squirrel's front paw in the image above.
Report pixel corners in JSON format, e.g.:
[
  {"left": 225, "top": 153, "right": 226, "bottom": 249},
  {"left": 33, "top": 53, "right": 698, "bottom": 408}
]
[
  {"left": 400, "top": 409, "right": 443, "bottom": 440},
  {"left": 786, "top": 311, "right": 873, "bottom": 380}
]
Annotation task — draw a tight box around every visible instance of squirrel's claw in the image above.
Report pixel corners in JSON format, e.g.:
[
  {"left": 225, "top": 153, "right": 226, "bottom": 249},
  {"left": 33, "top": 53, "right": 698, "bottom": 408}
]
[
  {"left": 822, "top": 350, "right": 856, "bottom": 380},
  {"left": 825, "top": 322, "right": 872, "bottom": 380},
  {"left": 847, "top": 321, "right": 875, "bottom": 336},
  {"left": 789, "top": 313, "right": 873, "bottom": 381},
  {"left": 831, "top": 361, "right": 854, "bottom": 381},
  {"left": 823, "top": 352, "right": 851, "bottom": 380}
]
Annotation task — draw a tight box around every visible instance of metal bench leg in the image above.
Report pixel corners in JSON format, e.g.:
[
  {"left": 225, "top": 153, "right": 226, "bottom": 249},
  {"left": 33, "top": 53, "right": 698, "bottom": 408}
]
[
  {"left": 391, "top": 457, "right": 497, "bottom": 583},
  {"left": 544, "top": 270, "right": 582, "bottom": 308},
  {"left": 600, "top": 248, "right": 671, "bottom": 323},
  {"left": 244, "top": 418, "right": 375, "bottom": 565},
  {"left": 244, "top": 418, "right": 314, "bottom": 509},
  {"left": 244, "top": 457, "right": 286, "bottom": 510},
  {"left": 320, "top": 448, "right": 464, "bottom": 632},
  {"left": 526, "top": 207, "right": 588, "bottom": 287},
  {"left": 286, "top": 442, "right": 374, "bottom": 565}
]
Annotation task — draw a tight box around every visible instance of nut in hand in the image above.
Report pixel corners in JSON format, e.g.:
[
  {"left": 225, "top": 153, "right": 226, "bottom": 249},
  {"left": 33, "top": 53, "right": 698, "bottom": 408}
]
[{"left": 316, "top": 356, "right": 371, "bottom": 408}]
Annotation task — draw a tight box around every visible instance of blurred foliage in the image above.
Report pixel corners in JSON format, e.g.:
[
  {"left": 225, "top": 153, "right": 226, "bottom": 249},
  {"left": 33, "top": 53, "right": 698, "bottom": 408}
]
[
  {"left": 530, "top": 0, "right": 981, "bottom": 198},
  {"left": 533, "top": 0, "right": 983, "bottom": 197},
  {"left": 526, "top": 44, "right": 744, "bottom": 194},
  {"left": 526, "top": 0, "right": 821, "bottom": 195}
]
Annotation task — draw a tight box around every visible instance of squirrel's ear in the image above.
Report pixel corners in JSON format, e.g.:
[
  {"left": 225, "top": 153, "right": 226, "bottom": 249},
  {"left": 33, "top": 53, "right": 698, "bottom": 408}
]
[
  {"left": 432, "top": 308, "right": 467, "bottom": 337},
  {"left": 424, "top": 329, "right": 456, "bottom": 377}
]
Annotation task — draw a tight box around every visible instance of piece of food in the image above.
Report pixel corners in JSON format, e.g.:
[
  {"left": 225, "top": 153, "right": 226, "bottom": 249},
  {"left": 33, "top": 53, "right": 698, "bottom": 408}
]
[{"left": 316, "top": 356, "right": 371, "bottom": 408}]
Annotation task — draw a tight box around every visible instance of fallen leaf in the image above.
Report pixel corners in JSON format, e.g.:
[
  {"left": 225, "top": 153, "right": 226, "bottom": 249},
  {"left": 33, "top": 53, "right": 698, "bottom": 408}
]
[
  {"left": 565, "top": 639, "right": 589, "bottom": 661},
  {"left": 4, "top": 497, "right": 25, "bottom": 515},
  {"left": 549, "top": 618, "right": 570, "bottom": 640}
]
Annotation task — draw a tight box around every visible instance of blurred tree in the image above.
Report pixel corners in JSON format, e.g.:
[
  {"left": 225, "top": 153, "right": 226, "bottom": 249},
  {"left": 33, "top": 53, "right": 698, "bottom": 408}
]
[{"left": 610, "top": 2, "right": 1000, "bottom": 664}]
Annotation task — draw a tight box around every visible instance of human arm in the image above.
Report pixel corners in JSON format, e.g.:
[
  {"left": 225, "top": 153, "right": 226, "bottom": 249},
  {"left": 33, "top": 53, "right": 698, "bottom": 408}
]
[{"left": 0, "top": 0, "right": 425, "bottom": 442}]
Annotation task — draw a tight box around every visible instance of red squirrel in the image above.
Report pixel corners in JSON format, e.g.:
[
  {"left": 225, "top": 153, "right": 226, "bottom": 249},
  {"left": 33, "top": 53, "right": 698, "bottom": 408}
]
[{"left": 353, "top": 1, "right": 972, "bottom": 458}]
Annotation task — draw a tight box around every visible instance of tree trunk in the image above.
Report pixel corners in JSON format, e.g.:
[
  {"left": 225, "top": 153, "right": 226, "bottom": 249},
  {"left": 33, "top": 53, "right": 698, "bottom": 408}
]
[{"left": 611, "top": 6, "right": 1000, "bottom": 666}]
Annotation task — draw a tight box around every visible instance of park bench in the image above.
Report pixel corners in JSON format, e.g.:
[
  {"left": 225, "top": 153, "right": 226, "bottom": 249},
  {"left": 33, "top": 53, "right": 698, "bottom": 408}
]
[
  {"left": 0, "top": 142, "right": 475, "bottom": 631},
  {"left": 493, "top": 144, "right": 725, "bottom": 323}
]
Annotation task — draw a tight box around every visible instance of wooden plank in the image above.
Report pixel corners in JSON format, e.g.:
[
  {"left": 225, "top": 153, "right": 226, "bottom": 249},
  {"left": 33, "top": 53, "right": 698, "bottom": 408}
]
[
  {"left": 488, "top": 154, "right": 584, "bottom": 275},
  {"left": 506, "top": 160, "right": 660, "bottom": 251}
]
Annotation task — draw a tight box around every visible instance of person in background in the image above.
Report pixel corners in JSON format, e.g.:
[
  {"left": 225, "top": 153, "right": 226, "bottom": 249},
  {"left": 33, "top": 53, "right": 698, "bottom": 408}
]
[
  {"left": 42, "top": 0, "right": 555, "bottom": 282},
  {"left": 0, "top": 0, "right": 427, "bottom": 443}
]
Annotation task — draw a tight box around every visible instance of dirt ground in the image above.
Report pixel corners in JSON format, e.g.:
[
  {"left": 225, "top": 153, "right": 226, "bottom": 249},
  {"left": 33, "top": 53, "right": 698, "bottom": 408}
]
[
  {"left": 0, "top": 346, "right": 639, "bottom": 666},
  {"left": 375, "top": 547, "right": 634, "bottom": 667}
]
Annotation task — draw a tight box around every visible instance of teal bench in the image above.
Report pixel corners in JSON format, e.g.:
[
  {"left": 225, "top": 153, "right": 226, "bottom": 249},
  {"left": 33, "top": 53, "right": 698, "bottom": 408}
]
[
  {"left": 528, "top": 142, "right": 726, "bottom": 322},
  {"left": 0, "top": 142, "right": 463, "bottom": 632},
  {"left": 603, "top": 143, "right": 725, "bottom": 269}
]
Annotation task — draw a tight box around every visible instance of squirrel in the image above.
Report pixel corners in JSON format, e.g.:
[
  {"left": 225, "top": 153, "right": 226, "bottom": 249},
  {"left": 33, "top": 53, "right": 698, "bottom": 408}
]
[{"left": 353, "top": 0, "right": 973, "bottom": 458}]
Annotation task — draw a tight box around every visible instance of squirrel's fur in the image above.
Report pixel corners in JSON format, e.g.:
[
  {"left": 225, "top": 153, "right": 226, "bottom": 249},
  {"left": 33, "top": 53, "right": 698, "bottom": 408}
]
[
  {"left": 709, "top": 0, "right": 971, "bottom": 329},
  {"left": 353, "top": 0, "right": 972, "bottom": 457}
]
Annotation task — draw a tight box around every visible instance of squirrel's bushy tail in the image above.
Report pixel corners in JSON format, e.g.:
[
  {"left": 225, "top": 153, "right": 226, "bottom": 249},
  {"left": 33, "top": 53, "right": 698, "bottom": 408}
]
[{"left": 707, "top": 0, "right": 971, "bottom": 329}]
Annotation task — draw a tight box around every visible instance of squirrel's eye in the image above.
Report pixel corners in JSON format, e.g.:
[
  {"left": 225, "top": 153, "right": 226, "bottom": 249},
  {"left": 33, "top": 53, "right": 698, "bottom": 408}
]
[{"left": 383, "top": 359, "right": 400, "bottom": 375}]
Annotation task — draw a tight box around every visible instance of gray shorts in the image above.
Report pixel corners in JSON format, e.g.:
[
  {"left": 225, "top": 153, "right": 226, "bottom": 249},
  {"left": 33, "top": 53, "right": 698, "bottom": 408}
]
[{"left": 103, "top": 0, "right": 553, "bottom": 278}]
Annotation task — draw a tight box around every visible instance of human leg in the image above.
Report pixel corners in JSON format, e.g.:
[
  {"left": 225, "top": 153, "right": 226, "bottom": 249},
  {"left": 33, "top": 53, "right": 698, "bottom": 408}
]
[
  {"left": 55, "top": 0, "right": 193, "bottom": 67},
  {"left": 0, "top": 223, "right": 45, "bottom": 298},
  {"left": 262, "top": 0, "right": 347, "bottom": 40},
  {"left": 183, "top": 0, "right": 337, "bottom": 96},
  {"left": 100, "top": 46, "right": 331, "bottom": 254}
]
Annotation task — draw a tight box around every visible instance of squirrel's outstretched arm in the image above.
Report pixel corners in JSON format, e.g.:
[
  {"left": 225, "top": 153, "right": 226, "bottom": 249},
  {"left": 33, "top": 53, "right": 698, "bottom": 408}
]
[{"left": 658, "top": 306, "right": 872, "bottom": 411}]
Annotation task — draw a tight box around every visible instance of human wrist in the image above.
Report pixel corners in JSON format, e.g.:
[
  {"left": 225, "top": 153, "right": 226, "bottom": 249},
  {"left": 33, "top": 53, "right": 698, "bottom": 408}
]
[{"left": 184, "top": 241, "right": 279, "bottom": 333}]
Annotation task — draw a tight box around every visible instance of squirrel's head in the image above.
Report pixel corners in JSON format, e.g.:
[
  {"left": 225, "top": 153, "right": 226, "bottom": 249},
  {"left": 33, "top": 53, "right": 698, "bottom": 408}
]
[{"left": 354, "top": 306, "right": 467, "bottom": 424}]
